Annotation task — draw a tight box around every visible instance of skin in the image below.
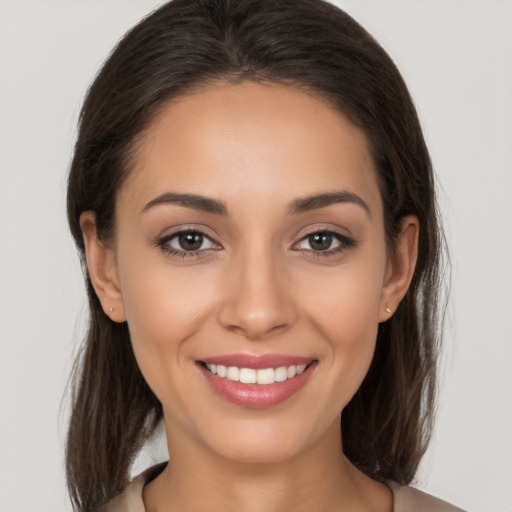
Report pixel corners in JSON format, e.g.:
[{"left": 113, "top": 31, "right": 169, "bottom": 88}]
[{"left": 81, "top": 81, "right": 419, "bottom": 512}]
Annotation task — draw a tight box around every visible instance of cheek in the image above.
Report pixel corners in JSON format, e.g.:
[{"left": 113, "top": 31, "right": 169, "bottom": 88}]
[
  {"left": 298, "top": 253, "right": 386, "bottom": 404},
  {"left": 116, "top": 250, "right": 220, "bottom": 394},
  {"left": 303, "top": 253, "right": 385, "bottom": 339},
  {"left": 120, "top": 245, "right": 217, "bottom": 333}
]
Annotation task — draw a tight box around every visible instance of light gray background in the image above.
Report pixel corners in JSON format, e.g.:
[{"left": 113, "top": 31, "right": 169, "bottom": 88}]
[{"left": 1, "top": 1, "right": 511, "bottom": 511}]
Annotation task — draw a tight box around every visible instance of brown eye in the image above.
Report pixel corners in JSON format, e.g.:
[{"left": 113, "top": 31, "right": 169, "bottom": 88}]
[
  {"left": 177, "top": 232, "right": 204, "bottom": 251},
  {"left": 294, "top": 230, "right": 355, "bottom": 255},
  {"left": 159, "top": 230, "right": 217, "bottom": 255},
  {"left": 308, "top": 232, "right": 334, "bottom": 251}
]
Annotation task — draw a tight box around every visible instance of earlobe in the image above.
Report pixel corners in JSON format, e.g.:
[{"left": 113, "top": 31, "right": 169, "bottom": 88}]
[
  {"left": 379, "top": 215, "right": 419, "bottom": 322},
  {"left": 80, "top": 211, "right": 126, "bottom": 322}
]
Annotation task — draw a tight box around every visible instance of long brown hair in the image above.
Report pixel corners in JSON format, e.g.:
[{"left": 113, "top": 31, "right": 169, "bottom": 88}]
[{"left": 66, "top": 0, "right": 446, "bottom": 510}]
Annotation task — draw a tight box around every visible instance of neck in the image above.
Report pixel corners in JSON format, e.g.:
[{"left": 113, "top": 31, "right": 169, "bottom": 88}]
[{"left": 143, "top": 418, "right": 392, "bottom": 512}]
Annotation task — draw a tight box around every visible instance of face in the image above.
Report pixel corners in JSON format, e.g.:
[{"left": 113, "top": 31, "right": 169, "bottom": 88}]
[{"left": 83, "top": 81, "right": 416, "bottom": 464}]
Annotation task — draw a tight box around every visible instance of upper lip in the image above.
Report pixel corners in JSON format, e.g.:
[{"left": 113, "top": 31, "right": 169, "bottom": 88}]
[{"left": 199, "top": 354, "right": 315, "bottom": 369}]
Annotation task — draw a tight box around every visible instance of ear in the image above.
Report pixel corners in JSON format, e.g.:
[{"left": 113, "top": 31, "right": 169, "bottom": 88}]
[
  {"left": 379, "top": 215, "right": 419, "bottom": 322},
  {"left": 80, "top": 211, "right": 126, "bottom": 322}
]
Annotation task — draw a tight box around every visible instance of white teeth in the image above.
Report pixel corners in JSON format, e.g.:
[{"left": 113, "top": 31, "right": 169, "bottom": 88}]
[
  {"left": 287, "top": 365, "right": 297, "bottom": 378},
  {"left": 297, "top": 364, "right": 307, "bottom": 375},
  {"left": 205, "top": 363, "right": 309, "bottom": 384},
  {"left": 226, "top": 366, "right": 239, "bottom": 381},
  {"left": 274, "top": 366, "right": 288, "bottom": 382},
  {"left": 257, "top": 368, "right": 275, "bottom": 385},
  {"left": 239, "top": 368, "right": 257, "bottom": 384}
]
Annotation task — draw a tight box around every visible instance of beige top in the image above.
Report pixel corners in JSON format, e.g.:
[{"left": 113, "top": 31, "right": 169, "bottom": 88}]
[{"left": 101, "top": 463, "right": 465, "bottom": 512}]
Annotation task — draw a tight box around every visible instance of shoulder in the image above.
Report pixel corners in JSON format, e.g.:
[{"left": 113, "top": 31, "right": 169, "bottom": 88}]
[
  {"left": 99, "top": 463, "right": 167, "bottom": 512},
  {"left": 388, "top": 481, "right": 466, "bottom": 512},
  {"left": 99, "top": 467, "right": 466, "bottom": 512}
]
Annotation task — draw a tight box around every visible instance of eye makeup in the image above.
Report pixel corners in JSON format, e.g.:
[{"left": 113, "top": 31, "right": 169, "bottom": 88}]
[{"left": 155, "top": 226, "right": 357, "bottom": 261}]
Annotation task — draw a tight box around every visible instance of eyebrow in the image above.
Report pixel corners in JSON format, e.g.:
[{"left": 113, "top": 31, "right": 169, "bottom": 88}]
[
  {"left": 142, "top": 190, "right": 370, "bottom": 217},
  {"left": 288, "top": 191, "right": 370, "bottom": 216},
  {"left": 142, "top": 192, "right": 228, "bottom": 215}
]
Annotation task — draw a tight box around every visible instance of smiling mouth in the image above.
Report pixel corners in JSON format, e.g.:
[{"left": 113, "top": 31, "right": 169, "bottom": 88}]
[
  {"left": 202, "top": 363, "right": 309, "bottom": 385},
  {"left": 198, "top": 358, "right": 317, "bottom": 407}
]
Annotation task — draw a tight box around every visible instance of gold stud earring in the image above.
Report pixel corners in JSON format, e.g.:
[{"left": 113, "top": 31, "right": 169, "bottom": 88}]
[
  {"left": 109, "top": 306, "right": 114, "bottom": 313},
  {"left": 385, "top": 307, "right": 392, "bottom": 314}
]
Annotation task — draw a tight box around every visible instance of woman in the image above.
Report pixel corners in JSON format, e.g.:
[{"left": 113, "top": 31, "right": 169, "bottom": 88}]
[{"left": 66, "top": 0, "right": 462, "bottom": 510}]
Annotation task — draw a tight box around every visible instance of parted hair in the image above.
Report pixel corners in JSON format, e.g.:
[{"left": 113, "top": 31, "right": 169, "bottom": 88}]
[{"left": 66, "top": 1, "right": 445, "bottom": 510}]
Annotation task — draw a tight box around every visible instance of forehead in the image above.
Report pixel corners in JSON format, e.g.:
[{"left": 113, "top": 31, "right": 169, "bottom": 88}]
[{"left": 120, "top": 81, "right": 381, "bottom": 214}]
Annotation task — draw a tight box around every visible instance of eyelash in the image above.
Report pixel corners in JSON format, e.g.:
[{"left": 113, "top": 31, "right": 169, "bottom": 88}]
[
  {"left": 156, "top": 228, "right": 356, "bottom": 259},
  {"left": 292, "top": 229, "right": 356, "bottom": 257},
  {"left": 156, "top": 229, "right": 220, "bottom": 259}
]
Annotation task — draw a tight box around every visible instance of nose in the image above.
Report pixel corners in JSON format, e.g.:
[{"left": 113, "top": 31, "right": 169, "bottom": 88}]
[{"left": 217, "top": 247, "right": 298, "bottom": 340}]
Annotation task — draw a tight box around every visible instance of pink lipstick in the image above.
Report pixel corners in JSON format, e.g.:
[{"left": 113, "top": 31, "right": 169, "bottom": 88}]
[{"left": 197, "top": 354, "right": 317, "bottom": 408}]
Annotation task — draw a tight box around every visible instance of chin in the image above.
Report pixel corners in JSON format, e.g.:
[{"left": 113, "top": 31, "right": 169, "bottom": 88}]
[
  {"left": 192, "top": 411, "right": 339, "bottom": 466},
  {"left": 207, "top": 434, "right": 307, "bottom": 465}
]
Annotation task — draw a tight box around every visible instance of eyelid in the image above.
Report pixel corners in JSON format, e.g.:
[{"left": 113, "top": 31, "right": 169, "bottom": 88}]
[
  {"left": 166, "top": 231, "right": 216, "bottom": 251},
  {"left": 156, "top": 227, "right": 222, "bottom": 257},
  {"left": 154, "top": 224, "right": 356, "bottom": 259},
  {"left": 291, "top": 223, "right": 353, "bottom": 243},
  {"left": 156, "top": 224, "right": 220, "bottom": 243},
  {"left": 291, "top": 227, "right": 357, "bottom": 254}
]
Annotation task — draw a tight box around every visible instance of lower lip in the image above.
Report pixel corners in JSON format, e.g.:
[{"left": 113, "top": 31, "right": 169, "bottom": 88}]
[{"left": 199, "top": 362, "right": 317, "bottom": 408}]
